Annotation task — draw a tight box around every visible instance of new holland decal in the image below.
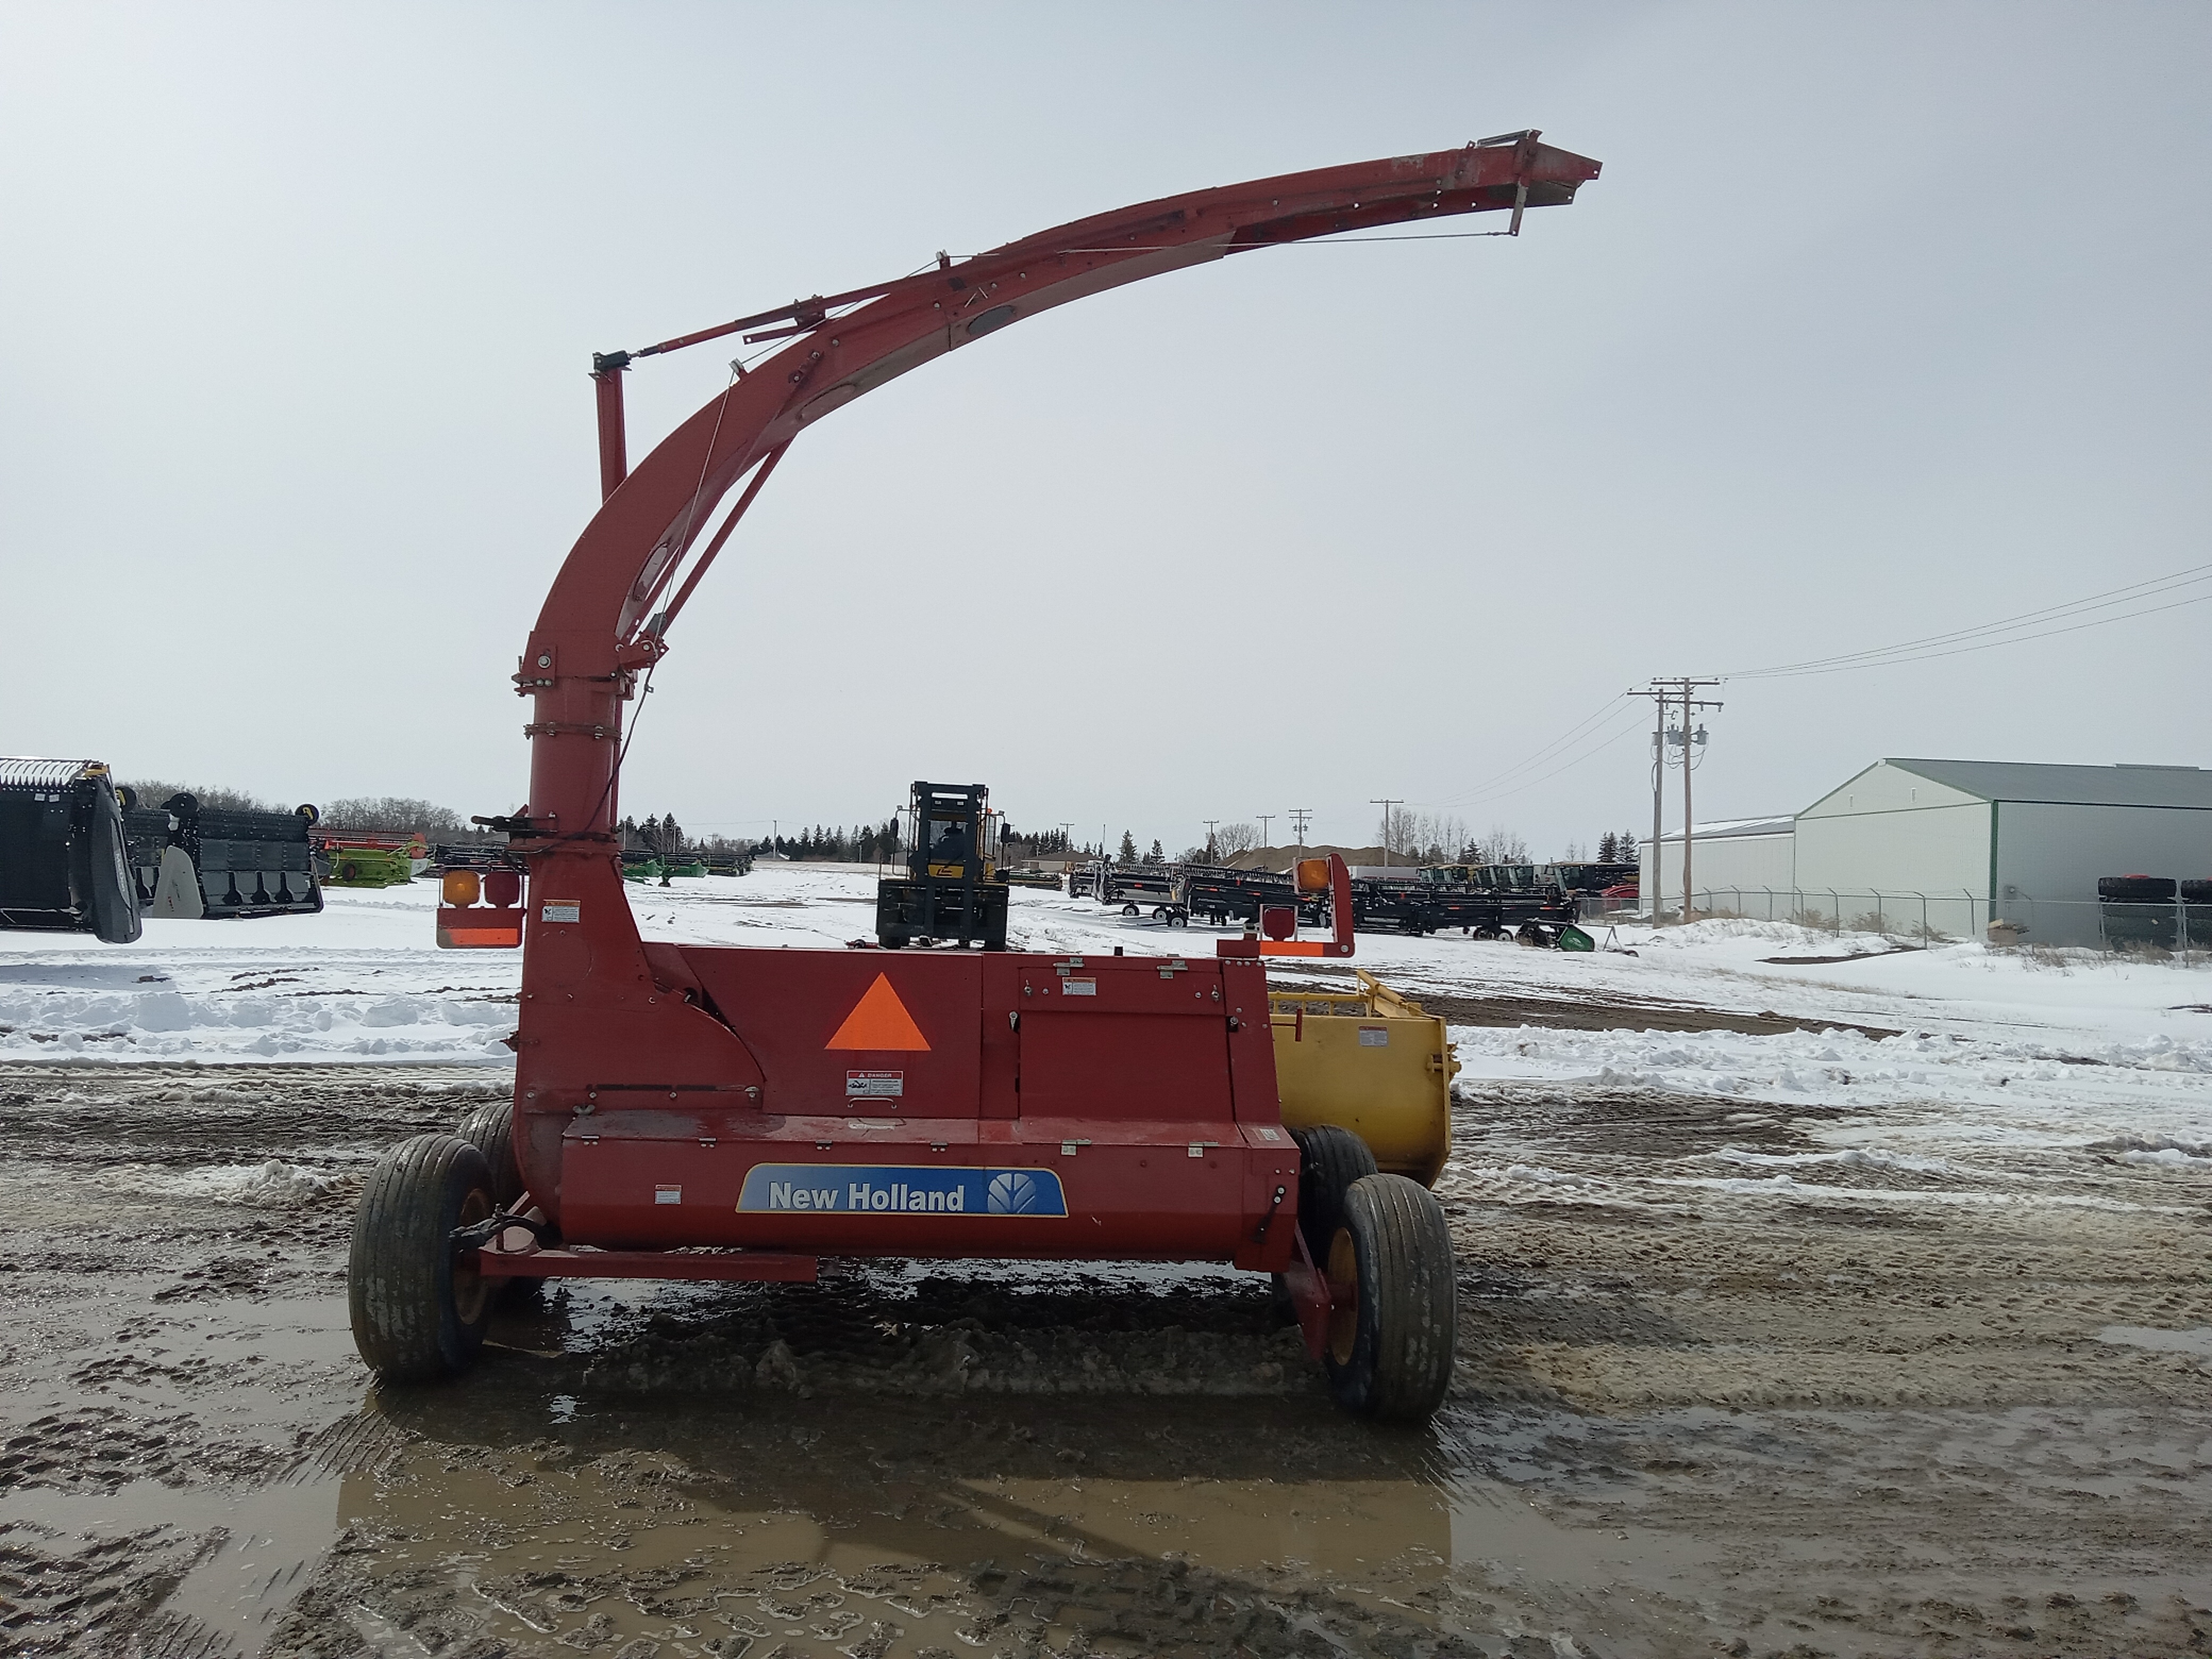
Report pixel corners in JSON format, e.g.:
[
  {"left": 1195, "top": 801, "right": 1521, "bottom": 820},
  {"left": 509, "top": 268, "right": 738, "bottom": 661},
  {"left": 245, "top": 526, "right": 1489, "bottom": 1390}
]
[{"left": 737, "top": 1164, "right": 1067, "bottom": 1217}]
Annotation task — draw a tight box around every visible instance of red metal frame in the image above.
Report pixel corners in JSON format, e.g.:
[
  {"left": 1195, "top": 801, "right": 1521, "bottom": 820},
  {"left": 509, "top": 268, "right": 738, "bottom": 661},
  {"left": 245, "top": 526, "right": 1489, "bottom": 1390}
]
[
  {"left": 1218, "top": 857, "right": 1356, "bottom": 959},
  {"left": 476, "top": 137, "right": 1597, "bottom": 1318}
]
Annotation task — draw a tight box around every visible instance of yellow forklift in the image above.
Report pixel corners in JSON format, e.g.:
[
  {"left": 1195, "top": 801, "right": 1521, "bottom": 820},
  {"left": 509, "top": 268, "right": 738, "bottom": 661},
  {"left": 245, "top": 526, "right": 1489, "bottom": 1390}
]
[{"left": 875, "top": 781, "right": 1010, "bottom": 949}]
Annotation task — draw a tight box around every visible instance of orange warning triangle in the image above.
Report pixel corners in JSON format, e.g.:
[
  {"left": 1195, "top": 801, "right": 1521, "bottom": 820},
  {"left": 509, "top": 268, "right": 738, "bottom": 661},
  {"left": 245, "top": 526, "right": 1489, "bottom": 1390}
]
[{"left": 825, "top": 973, "right": 932, "bottom": 1051}]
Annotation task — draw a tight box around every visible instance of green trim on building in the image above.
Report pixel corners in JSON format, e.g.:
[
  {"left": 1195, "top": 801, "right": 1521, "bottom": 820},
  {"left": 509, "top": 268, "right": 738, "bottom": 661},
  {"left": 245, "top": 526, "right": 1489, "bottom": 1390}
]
[{"left": 1988, "top": 799, "right": 2000, "bottom": 920}]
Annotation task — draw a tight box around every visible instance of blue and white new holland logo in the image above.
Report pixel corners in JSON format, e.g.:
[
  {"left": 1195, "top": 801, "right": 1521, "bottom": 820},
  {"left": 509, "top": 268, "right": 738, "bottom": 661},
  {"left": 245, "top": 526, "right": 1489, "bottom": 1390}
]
[{"left": 737, "top": 1163, "right": 1068, "bottom": 1217}]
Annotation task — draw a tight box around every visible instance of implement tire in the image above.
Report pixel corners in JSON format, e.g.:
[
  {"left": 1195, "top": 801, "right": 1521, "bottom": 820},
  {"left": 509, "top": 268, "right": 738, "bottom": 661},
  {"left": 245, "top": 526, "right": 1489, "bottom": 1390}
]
[
  {"left": 1289, "top": 1124, "right": 1377, "bottom": 1264},
  {"left": 458, "top": 1100, "right": 524, "bottom": 1209},
  {"left": 349, "top": 1133, "right": 497, "bottom": 1383},
  {"left": 458, "top": 1100, "right": 543, "bottom": 1305},
  {"left": 1322, "top": 1174, "right": 1457, "bottom": 1421}
]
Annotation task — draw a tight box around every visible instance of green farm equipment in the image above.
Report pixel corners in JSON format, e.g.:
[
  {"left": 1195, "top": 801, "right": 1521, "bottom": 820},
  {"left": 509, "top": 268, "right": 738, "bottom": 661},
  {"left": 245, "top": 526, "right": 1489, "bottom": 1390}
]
[{"left": 323, "top": 836, "right": 420, "bottom": 889}]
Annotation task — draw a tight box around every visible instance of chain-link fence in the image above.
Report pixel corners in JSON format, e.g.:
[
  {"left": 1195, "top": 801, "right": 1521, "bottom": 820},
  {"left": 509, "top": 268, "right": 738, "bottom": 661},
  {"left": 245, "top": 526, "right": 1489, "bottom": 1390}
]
[
  {"left": 1681, "top": 887, "right": 1979, "bottom": 940},
  {"left": 1677, "top": 887, "right": 2212, "bottom": 950}
]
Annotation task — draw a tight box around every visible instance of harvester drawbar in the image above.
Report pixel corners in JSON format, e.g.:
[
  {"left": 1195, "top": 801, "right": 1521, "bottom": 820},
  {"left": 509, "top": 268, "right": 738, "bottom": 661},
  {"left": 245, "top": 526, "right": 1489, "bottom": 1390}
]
[{"left": 356, "top": 135, "right": 1600, "bottom": 1420}]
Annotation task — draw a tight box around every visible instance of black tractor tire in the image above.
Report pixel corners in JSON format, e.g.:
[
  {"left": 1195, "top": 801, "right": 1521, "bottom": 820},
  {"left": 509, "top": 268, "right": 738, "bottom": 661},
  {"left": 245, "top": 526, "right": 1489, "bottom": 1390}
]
[
  {"left": 85, "top": 789, "right": 143, "bottom": 945},
  {"left": 1322, "top": 1174, "right": 1457, "bottom": 1421},
  {"left": 1289, "top": 1124, "right": 1378, "bottom": 1264},
  {"left": 458, "top": 1100, "right": 525, "bottom": 1209},
  {"left": 348, "top": 1133, "right": 498, "bottom": 1383},
  {"left": 2097, "top": 875, "right": 2175, "bottom": 902}
]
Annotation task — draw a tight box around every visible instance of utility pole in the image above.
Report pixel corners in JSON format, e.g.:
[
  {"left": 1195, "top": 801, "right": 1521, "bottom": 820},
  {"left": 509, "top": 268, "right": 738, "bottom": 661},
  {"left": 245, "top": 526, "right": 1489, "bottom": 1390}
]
[
  {"left": 1203, "top": 819, "right": 1219, "bottom": 861},
  {"left": 1057, "top": 822, "right": 1074, "bottom": 861},
  {"left": 1639, "top": 678, "right": 1721, "bottom": 923},
  {"left": 1289, "top": 808, "right": 1313, "bottom": 862},
  {"left": 1256, "top": 814, "right": 1274, "bottom": 853},
  {"left": 1624, "top": 688, "right": 1666, "bottom": 920},
  {"left": 1370, "top": 799, "right": 1403, "bottom": 870}
]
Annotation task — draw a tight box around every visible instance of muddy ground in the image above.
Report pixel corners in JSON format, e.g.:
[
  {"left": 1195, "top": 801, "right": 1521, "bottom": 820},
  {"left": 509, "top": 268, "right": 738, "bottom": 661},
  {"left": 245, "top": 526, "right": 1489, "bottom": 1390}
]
[{"left": 0, "top": 1053, "right": 2207, "bottom": 1659}]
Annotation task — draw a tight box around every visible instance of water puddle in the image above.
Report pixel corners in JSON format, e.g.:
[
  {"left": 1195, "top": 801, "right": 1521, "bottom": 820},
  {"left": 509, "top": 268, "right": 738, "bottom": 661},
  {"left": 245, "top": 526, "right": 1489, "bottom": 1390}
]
[
  {"left": 311, "top": 1380, "right": 1717, "bottom": 1658},
  {"left": 0, "top": 1474, "right": 340, "bottom": 1653},
  {"left": 2098, "top": 1323, "right": 2212, "bottom": 1361}
]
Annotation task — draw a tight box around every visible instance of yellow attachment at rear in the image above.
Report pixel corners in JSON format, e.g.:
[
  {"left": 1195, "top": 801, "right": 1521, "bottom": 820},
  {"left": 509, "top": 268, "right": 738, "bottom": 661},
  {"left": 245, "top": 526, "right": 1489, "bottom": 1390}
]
[{"left": 1269, "top": 970, "right": 1459, "bottom": 1186}]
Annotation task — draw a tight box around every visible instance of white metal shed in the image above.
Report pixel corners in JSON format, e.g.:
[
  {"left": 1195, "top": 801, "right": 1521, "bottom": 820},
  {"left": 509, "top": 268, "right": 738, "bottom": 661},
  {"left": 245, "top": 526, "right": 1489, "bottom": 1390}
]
[
  {"left": 1795, "top": 758, "right": 2212, "bottom": 944},
  {"left": 1642, "top": 817, "right": 1796, "bottom": 912}
]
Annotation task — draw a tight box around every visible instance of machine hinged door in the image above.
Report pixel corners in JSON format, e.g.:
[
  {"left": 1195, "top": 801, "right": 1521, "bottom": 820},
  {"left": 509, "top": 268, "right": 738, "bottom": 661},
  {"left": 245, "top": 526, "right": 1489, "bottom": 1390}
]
[{"left": 1014, "top": 955, "right": 1235, "bottom": 1122}]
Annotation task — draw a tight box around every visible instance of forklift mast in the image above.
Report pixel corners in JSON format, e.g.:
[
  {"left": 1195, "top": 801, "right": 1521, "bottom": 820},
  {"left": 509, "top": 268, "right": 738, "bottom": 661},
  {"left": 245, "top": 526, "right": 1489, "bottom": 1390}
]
[{"left": 910, "top": 782, "right": 995, "bottom": 882}]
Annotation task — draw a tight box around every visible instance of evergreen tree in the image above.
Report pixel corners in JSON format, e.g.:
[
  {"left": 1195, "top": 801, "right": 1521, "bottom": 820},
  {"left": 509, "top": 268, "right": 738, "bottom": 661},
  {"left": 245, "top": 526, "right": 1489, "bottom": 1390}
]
[
  {"left": 1619, "top": 830, "right": 1639, "bottom": 862},
  {"left": 1597, "top": 831, "right": 1618, "bottom": 862},
  {"left": 1117, "top": 830, "right": 1137, "bottom": 864},
  {"left": 1145, "top": 839, "right": 1164, "bottom": 865}
]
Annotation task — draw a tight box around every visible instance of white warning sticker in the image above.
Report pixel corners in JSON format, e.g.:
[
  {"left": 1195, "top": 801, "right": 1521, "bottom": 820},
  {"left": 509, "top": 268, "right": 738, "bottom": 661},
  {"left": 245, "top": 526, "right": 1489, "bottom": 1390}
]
[
  {"left": 847, "top": 1070, "right": 905, "bottom": 1098},
  {"left": 654, "top": 1185, "right": 682, "bottom": 1205},
  {"left": 1357, "top": 1026, "right": 1389, "bottom": 1048},
  {"left": 541, "top": 900, "right": 581, "bottom": 924},
  {"left": 1061, "top": 979, "right": 1097, "bottom": 996}
]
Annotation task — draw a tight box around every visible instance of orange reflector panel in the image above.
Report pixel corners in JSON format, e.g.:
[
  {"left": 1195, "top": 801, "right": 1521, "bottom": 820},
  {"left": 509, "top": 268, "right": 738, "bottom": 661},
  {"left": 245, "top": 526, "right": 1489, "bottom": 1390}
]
[
  {"left": 436, "top": 907, "right": 522, "bottom": 949},
  {"left": 442, "top": 868, "right": 481, "bottom": 907},
  {"left": 824, "top": 973, "right": 931, "bottom": 1051}
]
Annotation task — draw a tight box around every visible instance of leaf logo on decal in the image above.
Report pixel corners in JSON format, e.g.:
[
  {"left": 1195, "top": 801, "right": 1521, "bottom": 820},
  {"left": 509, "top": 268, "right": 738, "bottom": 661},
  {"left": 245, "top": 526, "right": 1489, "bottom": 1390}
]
[{"left": 987, "top": 1171, "right": 1040, "bottom": 1214}]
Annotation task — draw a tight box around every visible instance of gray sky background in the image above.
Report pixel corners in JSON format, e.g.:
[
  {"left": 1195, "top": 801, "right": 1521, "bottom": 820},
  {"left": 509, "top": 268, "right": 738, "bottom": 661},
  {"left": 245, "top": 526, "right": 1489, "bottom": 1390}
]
[{"left": 4, "top": 3, "right": 2207, "bottom": 856}]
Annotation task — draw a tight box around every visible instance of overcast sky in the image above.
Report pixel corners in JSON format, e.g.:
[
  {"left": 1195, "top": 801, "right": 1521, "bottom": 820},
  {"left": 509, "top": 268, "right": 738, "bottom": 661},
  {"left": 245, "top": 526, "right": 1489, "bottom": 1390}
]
[{"left": 4, "top": 3, "right": 2206, "bottom": 857}]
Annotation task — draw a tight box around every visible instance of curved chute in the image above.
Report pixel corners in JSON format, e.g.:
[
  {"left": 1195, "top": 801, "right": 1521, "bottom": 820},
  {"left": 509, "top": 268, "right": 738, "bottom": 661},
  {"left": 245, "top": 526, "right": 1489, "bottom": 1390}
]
[{"left": 522, "top": 133, "right": 1599, "bottom": 834}]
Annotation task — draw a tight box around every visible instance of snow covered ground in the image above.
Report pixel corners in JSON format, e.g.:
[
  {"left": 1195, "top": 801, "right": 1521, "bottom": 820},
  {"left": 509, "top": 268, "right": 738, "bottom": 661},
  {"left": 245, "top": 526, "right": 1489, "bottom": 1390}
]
[{"left": 3, "top": 864, "right": 2207, "bottom": 1218}]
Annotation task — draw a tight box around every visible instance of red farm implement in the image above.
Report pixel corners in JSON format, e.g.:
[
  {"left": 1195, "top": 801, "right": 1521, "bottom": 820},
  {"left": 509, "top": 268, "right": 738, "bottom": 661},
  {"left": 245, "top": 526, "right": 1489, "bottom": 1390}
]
[{"left": 351, "top": 135, "right": 1601, "bottom": 1420}]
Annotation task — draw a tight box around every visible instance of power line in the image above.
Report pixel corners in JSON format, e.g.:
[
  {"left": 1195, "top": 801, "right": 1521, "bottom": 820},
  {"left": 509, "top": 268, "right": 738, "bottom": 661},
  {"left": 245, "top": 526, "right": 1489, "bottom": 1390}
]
[
  {"left": 1429, "top": 704, "right": 1654, "bottom": 812},
  {"left": 1728, "top": 589, "right": 2212, "bottom": 680},
  {"left": 1717, "top": 560, "right": 2212, "bottom": 681},
  {"left": 1460, "top": 717, "right": 1649, "bottom": 810},
  {"left": 1419, "top": 694, "right": 1635, "bottom": 808}
]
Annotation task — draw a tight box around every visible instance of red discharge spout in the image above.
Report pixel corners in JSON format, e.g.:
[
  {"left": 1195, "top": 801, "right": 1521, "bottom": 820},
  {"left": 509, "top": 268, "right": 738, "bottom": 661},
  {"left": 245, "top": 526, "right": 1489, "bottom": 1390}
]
[{"left": 526, "top": 135, "right": 1601, "bottom": 843}]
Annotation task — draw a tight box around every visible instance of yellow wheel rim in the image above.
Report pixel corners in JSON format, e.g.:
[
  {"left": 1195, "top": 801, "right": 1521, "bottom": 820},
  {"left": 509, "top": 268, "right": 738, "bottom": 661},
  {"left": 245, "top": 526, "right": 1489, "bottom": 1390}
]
[{"left": 1326, "top": 1226, "right": 1360, "bottom": 1365}]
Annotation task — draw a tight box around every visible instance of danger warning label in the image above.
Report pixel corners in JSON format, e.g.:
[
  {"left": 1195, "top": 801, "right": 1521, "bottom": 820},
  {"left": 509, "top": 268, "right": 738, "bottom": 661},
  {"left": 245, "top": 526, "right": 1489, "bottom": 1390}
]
[{"left": 846, "top": 1070, "right": 904, "bottom": 1098}]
